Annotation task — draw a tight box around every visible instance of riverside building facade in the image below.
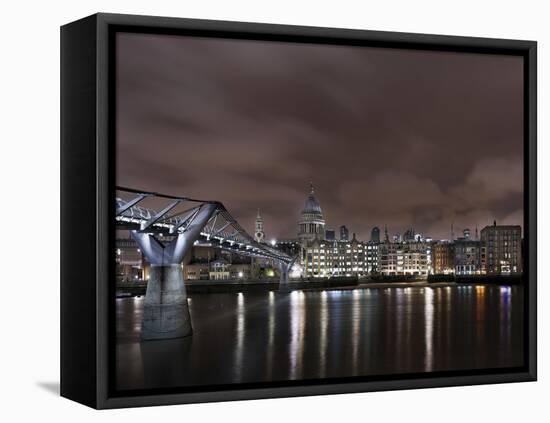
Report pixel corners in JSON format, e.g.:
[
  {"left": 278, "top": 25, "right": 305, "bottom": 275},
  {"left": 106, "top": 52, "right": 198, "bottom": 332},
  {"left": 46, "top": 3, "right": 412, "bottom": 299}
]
[
  {"left": 480, "top": 223, "right": 522, "bottom": 274},
  {"left": 377, "top": 241, "right": 431, "bottom": 276},
  {"left": 297, "top": 184, "right": 432, "bottom": 278},
  {"left": 432, "top": 241, "right": 455, "bottom": 274},
  {"left": 454, "top": 238, "right": 483, "bottom": 275},
  {"left": 303, "top": 234, "right": 372, "bottom": 277}
]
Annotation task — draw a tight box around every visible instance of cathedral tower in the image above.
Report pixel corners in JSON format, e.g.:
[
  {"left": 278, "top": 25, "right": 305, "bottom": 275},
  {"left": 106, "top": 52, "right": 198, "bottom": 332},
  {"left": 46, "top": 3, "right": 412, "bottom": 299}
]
[{"left": 254, "top": 209, "right": 265, "bottom": 243}]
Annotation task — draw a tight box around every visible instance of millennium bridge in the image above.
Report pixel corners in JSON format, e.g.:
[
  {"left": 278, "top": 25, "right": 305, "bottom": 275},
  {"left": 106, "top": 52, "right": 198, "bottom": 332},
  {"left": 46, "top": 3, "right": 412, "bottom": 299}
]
[{"left": 116, "top": 187, "right": 297, "bottom": 340}]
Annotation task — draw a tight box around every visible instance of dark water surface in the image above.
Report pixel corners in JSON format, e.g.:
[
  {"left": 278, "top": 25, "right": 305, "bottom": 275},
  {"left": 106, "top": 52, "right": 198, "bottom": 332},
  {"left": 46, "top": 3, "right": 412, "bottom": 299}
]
[{"left": 116, "top": 285, "right": 524, "bottom": 391}]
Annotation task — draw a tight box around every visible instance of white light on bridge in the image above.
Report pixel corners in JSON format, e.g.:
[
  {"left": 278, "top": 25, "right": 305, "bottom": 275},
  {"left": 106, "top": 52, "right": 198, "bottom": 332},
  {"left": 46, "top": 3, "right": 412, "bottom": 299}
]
[
  {"left": 270, "top": 239, "right": 276, "bottom": 246},
  {"left": 290, "top": 264, "right": 303, "bottom": 278},
  {"left": 238, "top": 271, "right": 244, "bottom": 278}
]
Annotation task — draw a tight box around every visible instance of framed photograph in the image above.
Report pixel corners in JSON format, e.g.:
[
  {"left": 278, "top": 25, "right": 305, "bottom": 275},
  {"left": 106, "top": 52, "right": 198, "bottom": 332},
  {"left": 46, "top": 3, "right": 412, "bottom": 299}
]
[{"left": 60, "top": 13, "right": 537, "bottom": 409}]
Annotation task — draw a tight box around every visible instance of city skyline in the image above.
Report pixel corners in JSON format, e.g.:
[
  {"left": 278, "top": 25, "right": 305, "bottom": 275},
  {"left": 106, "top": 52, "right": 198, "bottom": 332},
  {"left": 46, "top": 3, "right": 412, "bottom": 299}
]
[
  {"left": 253, "top": 183, "right": 522, "bottom": 244},
  {"left": 116, "top": 32, "right": 524, "bottom": 240}
]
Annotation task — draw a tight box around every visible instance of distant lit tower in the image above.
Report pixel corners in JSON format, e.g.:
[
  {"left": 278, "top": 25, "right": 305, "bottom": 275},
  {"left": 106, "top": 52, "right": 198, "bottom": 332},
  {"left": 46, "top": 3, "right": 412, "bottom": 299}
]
[
  {"left": 371, "top": 226, "right": 380, "bottom": 243},
  {"left": 297, "top": 183, "right": 325, "bottom": 244},
  {"left": 254, "top": 209, "right": 265, "bottom": 243},
  {"left": 340, "top": 225, "right": 349, "bottom": 241},
  {"left": 463, "top": 228, "right": 471, "bottom": 239}
]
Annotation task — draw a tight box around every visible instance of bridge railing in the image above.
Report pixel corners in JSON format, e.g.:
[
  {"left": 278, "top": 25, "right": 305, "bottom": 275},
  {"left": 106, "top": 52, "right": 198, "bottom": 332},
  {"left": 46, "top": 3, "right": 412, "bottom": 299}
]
[{"left": 115, "top": 187, "right": 294, "bottom": 264}]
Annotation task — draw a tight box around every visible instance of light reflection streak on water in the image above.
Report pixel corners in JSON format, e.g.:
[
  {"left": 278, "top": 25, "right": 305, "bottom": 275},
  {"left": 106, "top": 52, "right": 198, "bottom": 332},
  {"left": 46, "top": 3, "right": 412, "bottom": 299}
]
[
  {"left": 395, "top": 288, "right": 403, "bottom": 368},
  {"left": 435, "top": 288, "right": 442, "bottom": 358},
  {"left": 500, "top": 286, "right": 512, "bottom": 350},
  {"left": 268, "top": 291, "right": 275, "bottom": 343},
  {"left": 351, "top": 289, "right": 360, "bottom": 375},
  {"left": 234, "top": 292, "right": 245, "bottom": 382},
  {"left": 319, "top": 291, "right": 328, "bottom": 378},
  {"left": 424, "top": 288, "right": 434, "bottom": 372},
  {"left": 475, "top": 285, "right": 486, "bottom": 344},
  {"left": 132, "top": 297, "right": 144, "bottom": 333},
  {"left": 289, "top": 290, "right": 306, "bottom": 380},
  {"left": 444, "top": 287, "right": 452, "bottom": 351},
  {"left": 127, "top": 342, "right": 144, "bottom": 384},
  {"left": 403, "top": 288, "right": 413, "bottom": 366},
  {"left": 267, "top": 291, "right": 275, "bottom": 379}
]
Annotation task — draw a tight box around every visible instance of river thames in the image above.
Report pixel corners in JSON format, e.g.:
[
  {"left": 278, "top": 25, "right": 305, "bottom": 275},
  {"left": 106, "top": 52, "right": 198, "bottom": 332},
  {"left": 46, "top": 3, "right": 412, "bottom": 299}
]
[{"left": 116, "top": 284, "right": 524, "bottom": 391}]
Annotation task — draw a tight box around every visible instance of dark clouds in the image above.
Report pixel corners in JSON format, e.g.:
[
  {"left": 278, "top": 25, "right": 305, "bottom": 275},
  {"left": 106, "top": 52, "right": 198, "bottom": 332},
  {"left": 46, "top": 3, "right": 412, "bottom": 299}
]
[{"left": 116, "top": 32, "right": 524, "bottom": 240}]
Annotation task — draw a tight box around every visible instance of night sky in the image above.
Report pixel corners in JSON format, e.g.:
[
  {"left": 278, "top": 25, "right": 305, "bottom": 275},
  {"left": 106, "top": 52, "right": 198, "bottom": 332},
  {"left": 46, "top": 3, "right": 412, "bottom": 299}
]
[{"left": 116, "top": 32, "right": 524, "bottom": 241}]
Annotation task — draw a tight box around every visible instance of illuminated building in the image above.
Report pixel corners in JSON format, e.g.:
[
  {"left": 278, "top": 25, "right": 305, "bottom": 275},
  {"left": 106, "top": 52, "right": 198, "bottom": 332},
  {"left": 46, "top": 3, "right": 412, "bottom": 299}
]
[
  {"left": 183, "top": 246, "right": 256, "bottom": 280},
  {"left": 209, "top": 258, "right": 231, "bottom": 280},
  {"left": 378, "top": 241, "right": 430, "bottom": 276},
  {"left": 433, "top": 241, "right": 455, "bottom": 274},
  {"left": 297, "top": 184, "right": 325, "bottom": 244},
  {"left": 230, "top": 263, "right": 252, "bottom": 279},
  {"left": 454, "top": 239, "right": 482, "bottom": 275},
  {"left": 302, "top": 235, "right": 381, "bottom": 277},
  {"left": 184, "top": 262, "right": 209, "bottom": 280},
  {"left": 366, "top": 241, "right": 379, "bottom": 273},
  {"left": 480, "top": 222, "right": 522, "bottom": 274},
  {"left": 304, "top": 234, "right": 369, "bottom": 277},
  {"left": 115, "top": 237, "right": 146, "bottom": 282}
]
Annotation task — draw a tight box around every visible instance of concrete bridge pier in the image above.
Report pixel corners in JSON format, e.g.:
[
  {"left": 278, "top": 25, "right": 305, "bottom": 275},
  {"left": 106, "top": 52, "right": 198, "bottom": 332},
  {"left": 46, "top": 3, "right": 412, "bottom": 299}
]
[
  {"left": 278, "top": 257, "right": 297, "bottom": 291},
  {"left": 279, "top": 263, "right": 290, "bottom": 284},
  {"left": 131, "top": 203, "right": 218, "bottom": 340},
  {"left": 139, "top": 263, "right": 190, "bottom": 340}
]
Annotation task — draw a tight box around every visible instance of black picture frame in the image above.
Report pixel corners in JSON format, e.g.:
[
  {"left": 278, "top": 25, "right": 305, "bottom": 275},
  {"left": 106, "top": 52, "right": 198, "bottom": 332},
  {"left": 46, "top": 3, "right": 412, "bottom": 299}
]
[{"left": 60, "top": 12, "right": 537, "bottom": 409}]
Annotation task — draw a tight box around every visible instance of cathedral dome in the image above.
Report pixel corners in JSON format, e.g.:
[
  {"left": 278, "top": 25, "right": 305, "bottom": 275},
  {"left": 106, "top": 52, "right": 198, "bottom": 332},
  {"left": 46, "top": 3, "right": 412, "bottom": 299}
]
[
  {"left": 298, "top": 184, "right": 325, "bottom": 243},
  {"left": 302, "top": 190, "right": 323, "bottom": 215}
]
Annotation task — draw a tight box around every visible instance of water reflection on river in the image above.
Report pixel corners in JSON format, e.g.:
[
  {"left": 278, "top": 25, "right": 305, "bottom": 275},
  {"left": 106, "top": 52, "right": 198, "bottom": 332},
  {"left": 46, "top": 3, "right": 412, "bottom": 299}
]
[{"left": 116, "top": 285, "right": 524, "bottom": 391}]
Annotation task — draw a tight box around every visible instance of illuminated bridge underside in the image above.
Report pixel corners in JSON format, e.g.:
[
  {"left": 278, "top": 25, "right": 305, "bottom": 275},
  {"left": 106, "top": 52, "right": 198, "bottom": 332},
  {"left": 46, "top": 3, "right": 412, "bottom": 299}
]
[{"left": 115, "top": 187, "right": 296, "bottom": 341}]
